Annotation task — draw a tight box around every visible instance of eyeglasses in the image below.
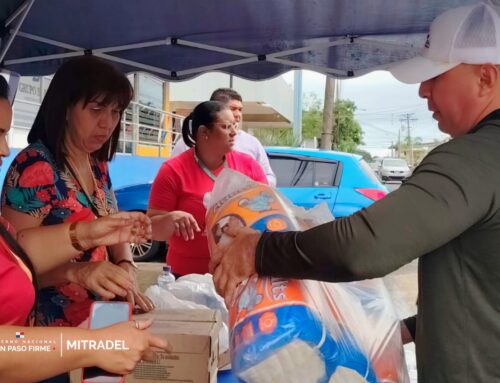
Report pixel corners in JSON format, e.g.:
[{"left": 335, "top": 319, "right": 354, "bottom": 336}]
[{"left": 213, "top": 122, "right": 238, "bottom": 130}]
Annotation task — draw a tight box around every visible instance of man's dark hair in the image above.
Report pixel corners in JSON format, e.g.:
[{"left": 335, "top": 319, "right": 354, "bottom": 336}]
[
  {"left": 0, "top": 76, "right": 9, "bottom": 100},
  {"left": 28, "top": 55, "right": 133, "bottom": 166},
  {"left": 210, "top": 88, "right": 243, "bottom": 103}
]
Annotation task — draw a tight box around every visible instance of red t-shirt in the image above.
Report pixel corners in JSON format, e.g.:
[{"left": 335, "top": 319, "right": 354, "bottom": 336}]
[
  {"left": 149, "top": 149, "right": 268, "bottom": 275},
  {"left": 0, "top": 217, "right": 35, "bottom": 326}
]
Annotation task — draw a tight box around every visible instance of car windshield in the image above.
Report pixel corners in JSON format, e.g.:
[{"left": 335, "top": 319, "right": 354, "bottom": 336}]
[{"left": 383, "top": 159, "right": 407, "bottom": 167}]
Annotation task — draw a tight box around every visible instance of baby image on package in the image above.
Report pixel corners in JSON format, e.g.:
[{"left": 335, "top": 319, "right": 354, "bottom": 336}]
[{"left": 206, "top": 169, "right": 409, "bottom": 383}]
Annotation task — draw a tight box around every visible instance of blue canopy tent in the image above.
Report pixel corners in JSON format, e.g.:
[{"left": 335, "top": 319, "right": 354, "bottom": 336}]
[{"left": 0, "top": 0, "right": 485, "bottom": 81}]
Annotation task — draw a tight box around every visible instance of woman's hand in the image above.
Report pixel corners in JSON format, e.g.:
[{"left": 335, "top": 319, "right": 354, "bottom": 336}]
[
  {"left": 163, "top": 210, "right": 201, "bottom": 241},
  {"left": 117, "top": 261, "right": 155, "bottom": 313},
  {"left": 77, "top": 212, "right": 152, "bottom": 250},
  {"left": 68, "top": 261, "right": 134, "bottom": 299},
  {"left": 91, "top": 319, "right": 171, "bottom": 375},
  {"left": 148, "top": 209, "right": 200, "bottom": 241}
]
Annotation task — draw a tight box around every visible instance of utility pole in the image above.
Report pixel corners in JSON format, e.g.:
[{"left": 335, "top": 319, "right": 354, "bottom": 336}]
[
  {"left": 400, "top": 113, "right": 418, "bottom": 165},
  {"left": 321, "top": 76, "right": 336, "bottom": 150},
  {"left": 292, "top": 70, "right": 303, "bottom": 143},
  {"left": 397, "top": 123, "right": 402, "bottom": 158}
]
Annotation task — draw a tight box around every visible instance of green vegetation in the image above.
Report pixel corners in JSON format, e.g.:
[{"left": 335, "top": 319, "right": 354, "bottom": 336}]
[
  {"left": 302, "top": 93, "right": 363, "bottom": 152},
  {"left": 252, "top": 93, "right": 364, "bottom": 152},
  {"left": 252, "top": 127, "right": 301, "bottom": 147}
]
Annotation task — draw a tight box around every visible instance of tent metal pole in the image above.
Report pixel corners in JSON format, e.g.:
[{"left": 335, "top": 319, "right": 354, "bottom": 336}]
[
  {"left": 4, "top": 30, "right": 172, "bottom": 76},
  {"left": 15, "top": 31, "right": 82, "bottom": 50},
  {"left": 176, "top": 39, "right": 255, "bottom": 58},
  {"left": 5, "top": 0, "right": 30, "bottom": 27},
  {"left": 6, "top": 51, "right": 83, "bottom": 65},
  {"left": 2, "top": 21, "right": 404, "bottom": 79},
  {"left": 0, "top": 0, "right": 35, "bottom": 63},
  {"left": 94, "top": 52, "right": 172, "bottom": 76},
  {"left": 94, "top": 39, "right": 172, "bottom": 53}
]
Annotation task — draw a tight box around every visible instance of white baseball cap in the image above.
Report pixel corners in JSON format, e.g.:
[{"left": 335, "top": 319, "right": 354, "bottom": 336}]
[{"left": 390, "top": 3, "right": 500, "bottom": 84}]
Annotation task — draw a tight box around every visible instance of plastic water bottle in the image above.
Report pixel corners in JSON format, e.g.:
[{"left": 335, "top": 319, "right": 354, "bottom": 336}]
[{"left": 157, "top": 265, "right": 176, "bottom": 289}]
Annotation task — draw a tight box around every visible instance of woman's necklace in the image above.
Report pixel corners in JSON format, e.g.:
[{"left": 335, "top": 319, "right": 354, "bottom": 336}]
[
  {"left": 194, "top": 151, "right": 226, "bottom": 181},
  {"left": 66, "top": 155, "right": 109, "bottom": 216}
]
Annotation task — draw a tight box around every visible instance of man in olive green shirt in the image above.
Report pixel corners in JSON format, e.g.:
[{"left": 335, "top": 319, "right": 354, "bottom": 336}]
[{"left": 211, "top": 3, "right": 500, "bottom": 382}]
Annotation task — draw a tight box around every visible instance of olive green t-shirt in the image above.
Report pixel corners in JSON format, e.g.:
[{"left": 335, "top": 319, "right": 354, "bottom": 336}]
[{"left": 257, "top": 112, "right": 500, "bottom": 382}]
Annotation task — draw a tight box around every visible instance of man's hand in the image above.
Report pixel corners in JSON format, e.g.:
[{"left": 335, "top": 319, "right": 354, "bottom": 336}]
[{"left": 209, "top": 226, "right": 261, "bottom": 305}]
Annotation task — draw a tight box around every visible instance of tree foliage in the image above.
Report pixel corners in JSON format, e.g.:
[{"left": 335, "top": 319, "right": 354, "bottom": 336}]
[
  {"left": 302, "top": 93, "right": 323, "bottom": 140},
  {"left": 252, "top": 93, "right": 363, "bottom": 150},
  {"left": 252, "top": 127, "right": 300, "bottom": 147},
  {"left": 334, "top": 99, "right": 363, "bottom": 152},
  {"left": 302, "top": 94, "right": 363, "bottom": 152}
]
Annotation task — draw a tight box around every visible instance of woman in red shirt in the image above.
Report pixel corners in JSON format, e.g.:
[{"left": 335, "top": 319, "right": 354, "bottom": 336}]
[
  {"left": 148, "top": 101, "right": 267, "bottom": 276},
  {"left": 0, "top": 75, "right": 169, "bottom": 382}
]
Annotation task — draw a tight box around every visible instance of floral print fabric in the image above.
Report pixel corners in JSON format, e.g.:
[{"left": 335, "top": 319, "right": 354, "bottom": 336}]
[{"left": 1, "top": 141, "right": 117, "bottom": 326}]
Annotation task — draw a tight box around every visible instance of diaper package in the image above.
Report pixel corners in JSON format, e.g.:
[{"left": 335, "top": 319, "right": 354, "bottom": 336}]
[{"left": 206, "top": 169, "right": 409, "bottom": 383}]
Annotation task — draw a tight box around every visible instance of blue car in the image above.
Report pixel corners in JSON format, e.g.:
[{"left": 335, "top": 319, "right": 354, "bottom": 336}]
[
  {"left": 266, "top": 147, "right": 387, "bottom": 218},
  {"left": 114, "top": 147, "right": 387, "bottom": 261}
]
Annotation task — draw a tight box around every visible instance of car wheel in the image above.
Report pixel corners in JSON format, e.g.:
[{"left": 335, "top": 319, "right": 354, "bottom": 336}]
[{"left": 130, "top": 239, "right": 162, "bottom": 262}]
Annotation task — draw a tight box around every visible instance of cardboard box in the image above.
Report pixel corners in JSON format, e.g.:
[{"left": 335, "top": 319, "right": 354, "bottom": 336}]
[{"left": 125, "top": 309, "right": 221, "bottom": 383}]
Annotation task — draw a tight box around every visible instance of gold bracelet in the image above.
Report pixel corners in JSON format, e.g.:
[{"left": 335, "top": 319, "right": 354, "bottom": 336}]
[{"left": 69, "top": 221, "right": 85, "bottom": 252}]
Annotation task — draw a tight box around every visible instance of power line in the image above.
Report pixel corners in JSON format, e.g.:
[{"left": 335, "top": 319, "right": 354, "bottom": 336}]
[
  {"left": 359, "top": 121, "right": 399, "bottom": 136},
  {"left": 354, "top": 104, "right": 427, "bottom": 115}
]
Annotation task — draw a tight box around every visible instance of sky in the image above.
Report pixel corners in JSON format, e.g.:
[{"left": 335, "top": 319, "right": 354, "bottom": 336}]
[{"left": 284, "top": 70, "right": 449, "bottom": 157}]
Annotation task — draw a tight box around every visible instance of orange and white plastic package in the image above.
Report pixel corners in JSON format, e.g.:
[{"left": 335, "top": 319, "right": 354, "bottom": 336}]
[{"left": 206, "top": 169, "right": 409, "bottom": 383}]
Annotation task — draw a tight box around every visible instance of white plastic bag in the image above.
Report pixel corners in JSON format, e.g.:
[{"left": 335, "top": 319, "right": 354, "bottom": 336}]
[
  {"left": 145, "top": 274, "right": 229, "bottom": 354},
  {"left": 205, "top": 169, "right": 409, "bottom": 383}
]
